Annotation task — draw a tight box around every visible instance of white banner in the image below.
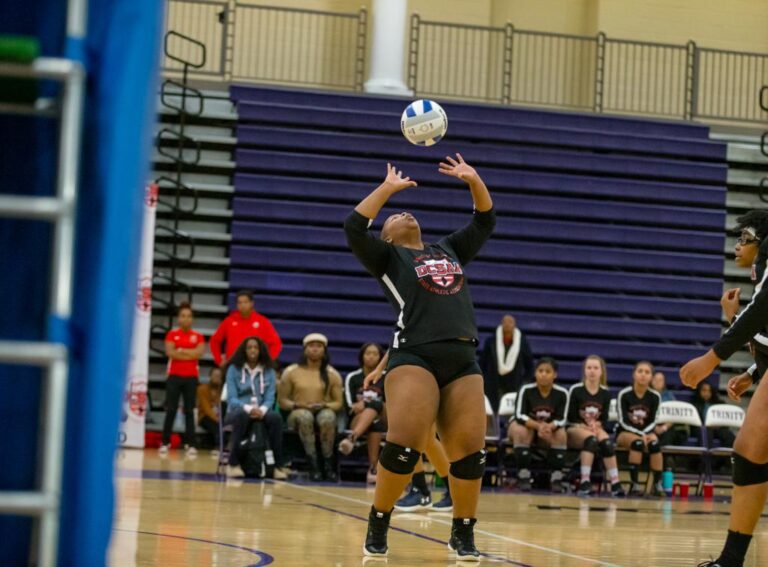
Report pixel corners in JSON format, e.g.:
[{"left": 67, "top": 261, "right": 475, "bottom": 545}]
[{"left": 119, "top": 183, "right": 158, "bottom": 448}]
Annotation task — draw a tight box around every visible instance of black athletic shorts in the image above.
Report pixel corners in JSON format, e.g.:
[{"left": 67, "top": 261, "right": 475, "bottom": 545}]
[{"left": 385, "top": 339, "right": 482, "bottom": 389}]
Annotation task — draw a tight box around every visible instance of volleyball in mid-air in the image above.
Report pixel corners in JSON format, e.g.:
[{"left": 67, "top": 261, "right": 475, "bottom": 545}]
[{"left": 400, "top": 99, "right": 448, "bottom": 146}]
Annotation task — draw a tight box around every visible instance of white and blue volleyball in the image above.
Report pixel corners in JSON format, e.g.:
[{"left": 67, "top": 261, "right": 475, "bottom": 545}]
[{"left": 401, "top": 99, "right": 448, "bottom": 146}]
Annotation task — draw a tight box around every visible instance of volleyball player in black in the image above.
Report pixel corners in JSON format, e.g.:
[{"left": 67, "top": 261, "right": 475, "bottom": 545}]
[
  {"left": 681, "top": 211, "right": 768, "bottom": 567},
  {"left": 508, "top": 357, "right": 569, "bottom": 492},
  {"left": 566, "top": 355, "right": 625, "bottom": 497},
  {"left": 616, "top": 361, "right": 664, "bottom": 497},
  {"left": 344, "top": 155, "right": 494, "bottom": 561}
]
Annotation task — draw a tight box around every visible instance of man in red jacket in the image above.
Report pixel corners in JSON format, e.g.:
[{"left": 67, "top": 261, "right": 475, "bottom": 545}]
[{"left": 210, "top": 289, "right": 283, "bottom": 366}]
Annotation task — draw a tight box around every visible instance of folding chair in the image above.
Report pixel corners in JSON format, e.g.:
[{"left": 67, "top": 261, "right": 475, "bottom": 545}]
[
  {"left": 705, "top": 403, "right": 745, "bottom": 483},
  {"left": 657, "top": 400, "right": 707, "bottom": 493},
  {"left": 497, "top": 392, "right": 517, "bottom": 483},
  {"left": 482, "top": 395, "right": 502, "bottom": 485},
  {"left": 216, "top": 382, "right": 232, "bottom": 476}
]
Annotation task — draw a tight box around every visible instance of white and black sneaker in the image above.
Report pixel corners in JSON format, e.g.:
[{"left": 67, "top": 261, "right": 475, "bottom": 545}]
[
  {"left": 550, "top": 470, "right": 564, "bottom": 493},
  {"left": 577, "top": 480, "right": 592, "bottom": 496},
  {"left": 363, "top": 507, "right": 391, "bottom": 558},
  {"left": 610, "top": 482, "right": 626, "bottom": 498},
  {"left": 448, "top": 518, "right": 481, "bottom": 562},
  {"left": 394, "top": 485, "right": 432, "bottom": 512}
]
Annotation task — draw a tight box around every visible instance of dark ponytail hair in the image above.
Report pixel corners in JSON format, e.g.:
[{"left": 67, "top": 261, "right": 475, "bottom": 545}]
[
  {"left": 300, "top": 344, "right": 331, "bottom": 395},
  {"left": 358, "top": 342, "right": 385, "bottom": 370},
  {"left": 536, "top": 356, "right": 559, "bottom": 372},
  {"left": 177, "top": 300, "right": 193, "bottom": 315}
]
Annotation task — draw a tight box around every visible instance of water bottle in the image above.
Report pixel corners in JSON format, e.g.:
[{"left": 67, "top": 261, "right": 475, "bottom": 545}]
[{"left": 662, "top": 468, "right": 674, "bottom": 495}]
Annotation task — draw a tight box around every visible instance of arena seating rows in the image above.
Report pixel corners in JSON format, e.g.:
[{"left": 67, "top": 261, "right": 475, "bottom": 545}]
[{"left": 228, "top": 85, "right": 729, "bottom": 392}]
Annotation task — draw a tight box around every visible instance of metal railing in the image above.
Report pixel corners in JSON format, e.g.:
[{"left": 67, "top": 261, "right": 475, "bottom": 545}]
[
  {"left": 161, "top": 1, "right": 767, "bottom": 124},
  {"left": 408, "top": 16, "right": 768, "bottom": 124},
  {"left": 163, "top": 1, "right": 367, "bottom": 91}
]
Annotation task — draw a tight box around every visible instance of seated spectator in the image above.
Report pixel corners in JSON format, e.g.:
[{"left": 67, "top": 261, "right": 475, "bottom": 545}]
[
  {"left": 197, "top": 367, "right": 223, "bottom": 450},
  {"left": 279, "top": 333, "right": 343, "bottom": 482},
  {"left": 480, "top": 314, "right": 534, "bottom": 411},
  {"left": 651, "top": 371, "right": 689, "bottom": 449},
  {"left": 616, "top": 361, "right": 664, "bottom": 497},
  {"left": 567, "top": 355, "right": 625, "bottom": 497},
  {"left": 692, "top": 381, "right": 735, "bottom": 449},
  {"left": 338, "top": 342, "right": 387, "bottom": 484},
  {"left": 651, "top": 371, "right": 676, "bottom": 402},
  {"left": 161, "top": 301, "right": 205, "bottom": 457},
  {"left": 508, "top": 357, "right": 569, "bottom": 492},
  {"left": 210, "top": 289, "right": 283, "bottom": 367},
  {"left": 225, "top": 337, "right": 289, "bottom": 480}
]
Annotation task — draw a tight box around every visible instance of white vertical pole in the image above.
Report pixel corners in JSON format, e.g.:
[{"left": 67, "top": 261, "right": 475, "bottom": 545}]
[{"left": 364, "top": 0, "right": 412, "bottom": 96}]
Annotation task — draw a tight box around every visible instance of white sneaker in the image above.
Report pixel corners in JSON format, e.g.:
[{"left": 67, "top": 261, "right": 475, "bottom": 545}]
[
  {"left": 366, "top": 468, "right": 377, "bottom": 484},
  {"left": 158, "top": 444, "right": 170, "bottom": 456},
  {"left": 185, "top": 445, "right": 198, "bottom": 457},
  {"left": 226, "top": 465, "right": 244, "bottom": 478},
  {"left": 273, "top": 467, "right": 289, "bottom": 480},
  {"left": 338, "top": 437, "right": 355, "bottom": 455}
]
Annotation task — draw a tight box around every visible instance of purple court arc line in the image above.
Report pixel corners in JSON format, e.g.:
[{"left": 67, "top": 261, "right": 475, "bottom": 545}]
[{"left": 114, "top": 528, "right": 274, "bottom": 566}]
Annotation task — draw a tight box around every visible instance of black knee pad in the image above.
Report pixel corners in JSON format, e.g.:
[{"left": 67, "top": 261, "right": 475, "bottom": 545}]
[
  {"left": 598, "top": 439, "right": 615, "bottom": 458},
  {"left": 548, "top": 448, "right": 566, "bottom": 470},
  {"left": 648, "top": 440, "right": 661, "bottom": 454},
  {"left": 583, "top": 436, "right": 599, "bottom": 454},
  {"left": 450, "top": 449, "right": 487, "bottom": 480},
  {"left": 379, "top": 442, "right": 420, "bottom": 475},
  {"left": 732, "top": 452, "right": 768, "bottom": 486},
  {"left": 514, "top": 446, "right": 531, "bottom": 469},
  {"left": 630, "top": 439, "right": 644, "bottom": 452}
]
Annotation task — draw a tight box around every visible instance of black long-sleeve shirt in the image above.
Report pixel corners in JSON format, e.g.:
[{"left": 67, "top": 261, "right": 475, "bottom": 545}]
[
  {"left": 566, "top": 383, "right": 612, "bottom": 427},
  {"left": 344, "top": 368, "right": 384, "bottom": 413},
  {"left": 344, "top": 207, "right": 495, "bottom": 349},
  {"left": 617, "top": 386, "right": 661, "bottom": 436},
  {"left": 714, "top": 245, "right": 768, "bottom": 368},
  {"left": 515, "top": 383, "right": 569, "bottom": 427}
]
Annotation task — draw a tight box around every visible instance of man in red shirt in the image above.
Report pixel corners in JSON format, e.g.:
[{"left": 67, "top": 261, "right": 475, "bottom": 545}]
[{"left": 210, "top": 289, "right": 283, "bottom": 366}]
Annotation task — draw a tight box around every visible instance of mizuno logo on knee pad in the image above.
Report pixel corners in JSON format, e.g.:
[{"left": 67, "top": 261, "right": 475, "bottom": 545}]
[
  {"left": 450, "top": 450, "right": 487, "bottom": 480},
  {"left": 379, "top": 442, "right": 419, "bottom": 475}
]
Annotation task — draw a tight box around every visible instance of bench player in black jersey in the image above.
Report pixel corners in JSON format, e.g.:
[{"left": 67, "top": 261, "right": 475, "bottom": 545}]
[
  {"left": 508, "top": 357, "right": 569, "bottom": 492},
  {"left": 566, "top": 355, "right": 625, "bottom": 497},
  {"left": 616, "top": 361, "right": 664, "bottom": 497},
  {"left": 338, "top": 343, "right": 387, "bottom": 484},
  {"left": 344, "top": 155, "right": 495, "bottom": 561},
  {"left": 681, "top": 211, "right": 768, "bottom": 567}
]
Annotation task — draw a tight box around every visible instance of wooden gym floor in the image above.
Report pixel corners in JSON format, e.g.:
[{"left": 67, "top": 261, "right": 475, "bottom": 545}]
[{"left": 110, "top": 449, "right": 768, "bottom": 566}]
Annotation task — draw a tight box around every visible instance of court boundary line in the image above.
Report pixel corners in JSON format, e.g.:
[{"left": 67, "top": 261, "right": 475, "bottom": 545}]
[
  {"left": 113, "top": 527, "right": 274, "bottom": 566},
  {"left": 279, "top": 481, "right": 624, "bottom": 567}
]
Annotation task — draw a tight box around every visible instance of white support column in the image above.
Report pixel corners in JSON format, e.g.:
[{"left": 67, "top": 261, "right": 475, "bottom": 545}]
[{"left": 364, "top": 0, "right": 412, "bottom": 96}]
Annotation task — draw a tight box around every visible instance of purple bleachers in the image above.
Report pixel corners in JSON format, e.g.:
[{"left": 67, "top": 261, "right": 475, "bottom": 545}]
[{"left": 227, "top": 85, "right": 728, "bottom": 389}]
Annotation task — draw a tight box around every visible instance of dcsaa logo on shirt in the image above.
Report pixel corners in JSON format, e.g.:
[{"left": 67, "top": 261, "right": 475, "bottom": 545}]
[
  {"left": 533, "top": 406, "right": 553, "bottom": 422},
  {"left": 579, "top": 403, "right": 602, "bottom": 424},
  {"left": 629, "top": 406, "right": 648, "bottom": 426},
  {"left": 413, "top": 257, "right": 464, "bottom": 295}
]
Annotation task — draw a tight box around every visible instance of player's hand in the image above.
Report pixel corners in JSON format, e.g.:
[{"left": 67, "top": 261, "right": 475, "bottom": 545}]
[
  {"left": 350, "top": 401, "right": 365, "bottom": 415},
  {"left": 721, "top": 288, "right": 741, "bottom": 321},
  {"left": 438, "top": 153, "right": 478, "bottom": 184},
  {"left": 679, "top": 350, "right": 721, "bottom": 388},
  {"left": 727, "top": 372, "right": 753, "bottom": 401},
  {"left": 364, "top": 368, "right": 384, "bottom": 389},
  {"left": 383, "top": 163, "right": 417, "bottom": 193}
]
